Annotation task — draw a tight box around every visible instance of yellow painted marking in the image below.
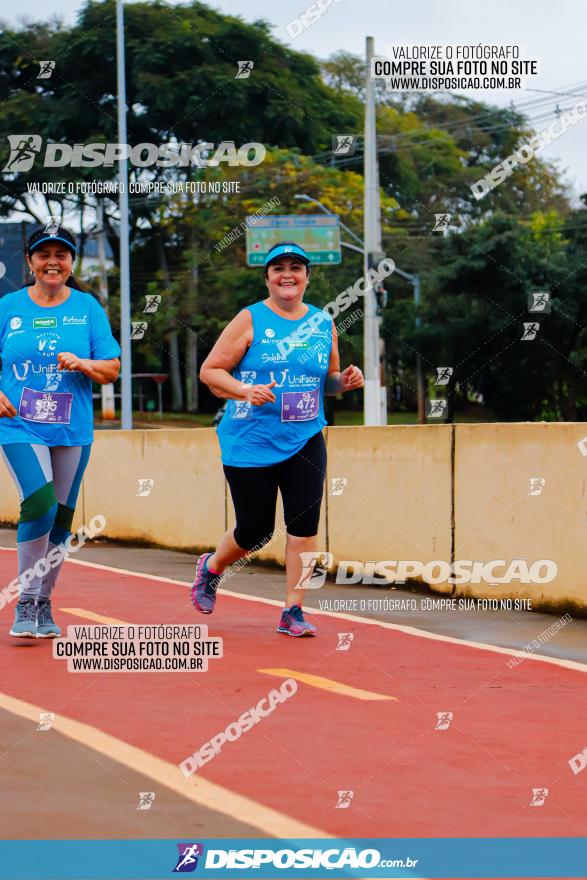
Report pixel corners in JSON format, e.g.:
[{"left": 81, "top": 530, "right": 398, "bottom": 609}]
[
  {"left": 62, "top": 614, "right": 396, "bottom": 699},
  {"left": 259, "top": 668, "right": 397, "bottom": 702},
  {"left": 60, "top": 608, "right": 130, "bottom": 626},
  {"left": 0, "top": 690, "right": 332, "bottom": 839}
]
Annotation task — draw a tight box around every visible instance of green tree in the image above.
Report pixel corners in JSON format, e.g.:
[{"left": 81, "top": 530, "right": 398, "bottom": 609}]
[{"left": 384, "top": 209, "right": 587, "bottom": 421}]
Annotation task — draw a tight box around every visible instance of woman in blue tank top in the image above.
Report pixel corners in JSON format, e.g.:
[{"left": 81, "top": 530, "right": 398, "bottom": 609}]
[{"left": 192, "top": 242, "right": 364, "bottom": 637}]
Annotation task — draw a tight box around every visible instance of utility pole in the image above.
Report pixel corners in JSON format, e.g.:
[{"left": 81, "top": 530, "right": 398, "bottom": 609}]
[
  {"left": 363, "top": 36, "right": 384, "bottom": 425},
  {"left": 414, "top": 274, "right": 426, "bottom": 423},
  {"left": 96, "top": 201, "right": 116, "bottom": 419},
  {"left": 116, "top": 0, "right": 132, "bottom": 430},
  {"left": 374, "top": 163, "right": 387, "bottom": 425}
]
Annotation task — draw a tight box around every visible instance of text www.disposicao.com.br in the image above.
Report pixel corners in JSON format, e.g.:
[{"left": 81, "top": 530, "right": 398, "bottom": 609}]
[{"left": 70, "top": 657, "right": 202, "bottom": 671}]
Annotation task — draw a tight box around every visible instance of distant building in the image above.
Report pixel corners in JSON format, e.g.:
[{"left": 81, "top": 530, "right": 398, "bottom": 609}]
[{"left": 0, "top": 221, "right": 114, "bottom": 296}]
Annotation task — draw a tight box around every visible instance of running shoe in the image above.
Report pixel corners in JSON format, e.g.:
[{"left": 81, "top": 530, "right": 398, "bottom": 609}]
[
  {"left": 277, "top": 604, "right": 316, "bottom": 637},
  {"left": 36, "top": 600, "right": 61, "bottom": 638},
  {"left": 9, "top": 599, "right": 37, "bottom": 638},
  {"left": 190, "top": 552, "right": 220, "bottom": 614}
]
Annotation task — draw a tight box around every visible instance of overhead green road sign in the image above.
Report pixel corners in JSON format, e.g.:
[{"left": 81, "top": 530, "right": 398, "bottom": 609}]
[{"left": 246, "top": 215, "right": 341, "bottom": 266}]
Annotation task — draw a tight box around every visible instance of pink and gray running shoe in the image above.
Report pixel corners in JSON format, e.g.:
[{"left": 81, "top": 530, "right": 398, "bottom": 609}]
[
  {"left": 190, "top": 552, "right": 220, "bottom": 614},
  {"left": 277, "top": 604, "right": 316, "bottom": 637}
]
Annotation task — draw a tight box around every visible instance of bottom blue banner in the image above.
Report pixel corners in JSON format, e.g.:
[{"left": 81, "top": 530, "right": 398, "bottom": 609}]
[{"left": 0, "top": 837, "right": 584, "bottom": 879}]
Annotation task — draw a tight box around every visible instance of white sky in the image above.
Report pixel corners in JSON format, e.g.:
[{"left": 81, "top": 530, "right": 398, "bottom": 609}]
[{"left": 4, "top": 0, "right": 587, "bottom": 198}]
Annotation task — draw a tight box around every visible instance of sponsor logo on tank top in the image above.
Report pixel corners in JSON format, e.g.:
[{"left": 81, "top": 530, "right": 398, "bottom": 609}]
[
  {"left": 289, "top": 373, "right": 320, "bottom": 386},
  {"left": 260, "top": 327, "right": 310, "bottom": 347},
  {"left": 261, "top": 335, "right": 309, "bottom": 347},
  {"left": 268, "top": 369, "right": 289, "bottom": 387},
  {"left": 261, "top": 352, "right": 288, "bottom": 363},
  {"left": 267, "top": 369, "right": 320, "bottom": 389}
]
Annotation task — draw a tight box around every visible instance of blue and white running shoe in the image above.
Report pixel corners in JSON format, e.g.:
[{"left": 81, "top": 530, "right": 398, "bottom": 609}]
[
  {"left": 36, "top": 600, "right": 61, "bottom": 638},
  {"left": 10, "top": 599, "right": 37, "bottom": 638}
]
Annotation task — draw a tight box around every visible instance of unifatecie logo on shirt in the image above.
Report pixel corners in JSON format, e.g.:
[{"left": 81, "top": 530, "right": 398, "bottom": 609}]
[
  {"left": 289, "top": 373, "right": 320, "bottom": 387},
  {"left": 12, "top": 361, "right": 60, "bottom": 381},
  {"left": 268, "top": 369, "right": 289, "bottom": 387},
  {"left": 63, "top": 315, "right": 87, "bottom": 325},
  {"left": 12, "top": 362, "right": 31, "bottom": 380},
  {"left": 33, "top": 317, "right": 57, "bottom": 329},
  {"left": 268, "top": 369, "right": 320, "bottom": 388}
]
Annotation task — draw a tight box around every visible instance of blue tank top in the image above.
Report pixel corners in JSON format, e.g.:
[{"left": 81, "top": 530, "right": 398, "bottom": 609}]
[{"left": 217, "top": 300, "right": 332, "bottom": 467}]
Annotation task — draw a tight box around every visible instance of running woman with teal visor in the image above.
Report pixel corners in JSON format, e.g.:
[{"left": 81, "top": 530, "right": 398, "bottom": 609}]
[
  {"left": 193, "top": 241, "right": 364, "bottom": 637},
  {"left": 0, "top": 225, "right": 121, "bottom": 639}
]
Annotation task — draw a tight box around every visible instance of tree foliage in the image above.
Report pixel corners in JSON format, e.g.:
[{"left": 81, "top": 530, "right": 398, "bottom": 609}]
[{"left": 1, "top": 5, "right": 585, "bottom": 419}]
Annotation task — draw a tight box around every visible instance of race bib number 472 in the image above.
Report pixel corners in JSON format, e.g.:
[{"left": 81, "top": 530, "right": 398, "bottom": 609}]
[{"left": 281, "top": 389, "right": 319, "bottom": 422}]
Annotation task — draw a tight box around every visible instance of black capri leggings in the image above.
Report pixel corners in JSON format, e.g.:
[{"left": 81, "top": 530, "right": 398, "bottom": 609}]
[{"left": 223, "top": 431, "right": 327, "bottom": 551}]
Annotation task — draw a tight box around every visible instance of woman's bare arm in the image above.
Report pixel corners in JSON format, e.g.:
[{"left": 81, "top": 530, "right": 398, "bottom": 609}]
[{"left": 199, "top": 310, "right": 254, "bottom": 400}]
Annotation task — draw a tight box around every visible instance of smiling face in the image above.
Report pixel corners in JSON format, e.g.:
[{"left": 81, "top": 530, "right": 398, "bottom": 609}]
[
  {"left": 265, "top": 256, "right": 309, "bottom": 303},
  {"left": 27, "top": 242, "right": 74, "bottom": 289}
]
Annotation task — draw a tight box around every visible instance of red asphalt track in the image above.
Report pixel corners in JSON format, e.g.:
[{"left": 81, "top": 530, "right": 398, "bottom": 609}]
[{"left": 1, "top": 547, "right": 586, "bottom": 843}]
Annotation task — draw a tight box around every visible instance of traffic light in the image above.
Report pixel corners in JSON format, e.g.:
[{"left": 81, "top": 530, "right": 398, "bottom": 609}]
[
  {"left": 368, "top": 251, "right": 388, "bottom": 312},
  {"left": 375, "top": 282, "right": 387, "bottom": 311}
]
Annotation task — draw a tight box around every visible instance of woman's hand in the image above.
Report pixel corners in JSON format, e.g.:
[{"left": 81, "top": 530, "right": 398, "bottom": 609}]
[
  {"left": 339, "top": 364, "right": 364, "bottom": 392},
  {"left": 57, "top": 352, "right": 91, "bottom": 375},
  {"left": 57, "top": 354, "right": 120, "bottom": 384},
  {"left": 244, "top": 381, "right": 277, "bottom": 406},
  {"left": 0, "top": 391, "right": 16, "bottom": 418}
]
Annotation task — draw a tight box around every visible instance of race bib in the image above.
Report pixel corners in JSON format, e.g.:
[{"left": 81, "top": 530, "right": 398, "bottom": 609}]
[
  {"left": 281, "top": 389, "right": 320, "bottom": 422},
  {"left": 19, "top": 388, "right": 73, "bottom": 424}
]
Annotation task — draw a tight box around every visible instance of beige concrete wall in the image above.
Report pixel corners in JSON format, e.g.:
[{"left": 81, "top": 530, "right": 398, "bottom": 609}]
[
  {"left": 454, "top": 423, "right": 587, "bottom": 608},
  {"left": 326, "top": 426, "right": 453, "bottom": 570},
  {"left": 82, "top": 429, "right": 225, "bottom": 550}
]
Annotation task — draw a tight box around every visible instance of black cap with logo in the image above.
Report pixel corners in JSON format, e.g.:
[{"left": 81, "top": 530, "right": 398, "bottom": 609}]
[{"left": 26, "top": 224, "right": 77, "bottom": 256}]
